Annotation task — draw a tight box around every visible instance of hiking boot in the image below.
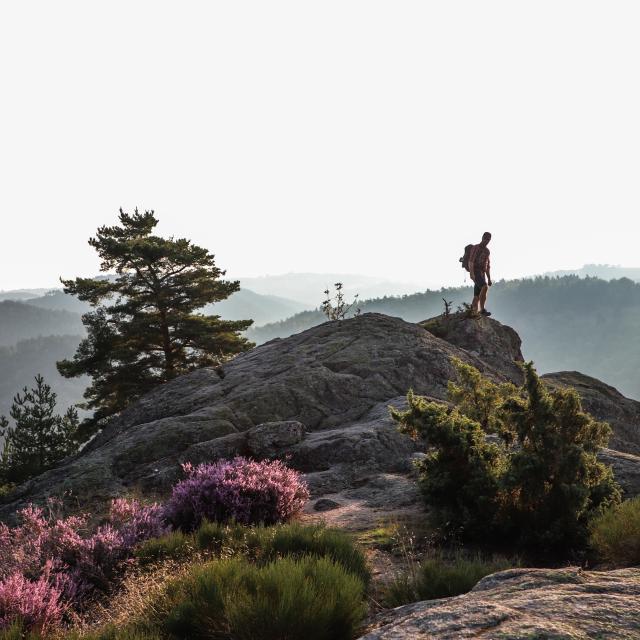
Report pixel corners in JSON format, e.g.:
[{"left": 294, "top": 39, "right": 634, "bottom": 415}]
[{"left": 480, "top": 309, "right": 492, "bottom": 316}]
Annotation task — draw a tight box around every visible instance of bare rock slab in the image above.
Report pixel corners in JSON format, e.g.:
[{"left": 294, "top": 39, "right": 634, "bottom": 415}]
[
  {"left": 359, "top": 567, "right": 640, "bottom": 639},
  {"left": 246, "top": 420, "right": 306, "bottom": 458}
]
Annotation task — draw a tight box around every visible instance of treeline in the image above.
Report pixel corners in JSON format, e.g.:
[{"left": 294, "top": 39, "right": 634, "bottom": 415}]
[{"left": 247, "top": 276, "right": 640, "bottom": 400}]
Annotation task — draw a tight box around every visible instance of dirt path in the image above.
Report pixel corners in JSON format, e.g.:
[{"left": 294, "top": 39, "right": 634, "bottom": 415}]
[{"left": 299, "top": 472, "right": 430, "bottom": 603}]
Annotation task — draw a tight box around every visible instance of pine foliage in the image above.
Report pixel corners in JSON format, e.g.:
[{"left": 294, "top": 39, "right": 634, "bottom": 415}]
[
  {"left": 0, "top": 375, "right": 78, "bottom": 484},
  {"left": 392, "top": 360, "right": 621, "bottom": 553},
  {"left": 57, "top": 209, "right": 253, "bottom": 430}
]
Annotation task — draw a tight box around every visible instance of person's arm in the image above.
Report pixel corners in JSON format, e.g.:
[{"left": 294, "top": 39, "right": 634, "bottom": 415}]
[{"left": 486, "top": 256, "right": 492, "bottom": 286}]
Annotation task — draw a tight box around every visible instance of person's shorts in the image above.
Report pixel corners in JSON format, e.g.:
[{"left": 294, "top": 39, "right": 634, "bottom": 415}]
[{"left": 472, "top": 274, "right": 487, "bottom": 297}]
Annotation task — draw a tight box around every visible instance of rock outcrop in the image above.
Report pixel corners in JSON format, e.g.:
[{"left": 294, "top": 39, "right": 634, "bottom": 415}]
[
  {"left": 0, "top": 314, "right": 514, "bottom": 519},
  {"left": 359, "top": 567, "right": 640, "bottom": 639},
  {"left": 1, "top": 311, "right": 639, "bottom": 521},
  {"left": 420, "top": 313, "right": 525, "bottom": 385},
  {"left": 543, "top": 370, "right": 640, "bottom": 456},
  {"left": 599, "top": 448, "right": 640, "bottom": 498}
]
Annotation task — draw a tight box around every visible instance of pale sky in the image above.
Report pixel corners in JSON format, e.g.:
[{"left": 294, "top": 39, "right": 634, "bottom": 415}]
[{"left": 1, "top": 1, "right": 638, "bottom": 291}]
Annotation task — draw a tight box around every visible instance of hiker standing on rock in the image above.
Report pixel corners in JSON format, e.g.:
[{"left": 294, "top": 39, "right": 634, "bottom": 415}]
[{"left": 462, "top": 232, "right": 492, "bottom": 316}]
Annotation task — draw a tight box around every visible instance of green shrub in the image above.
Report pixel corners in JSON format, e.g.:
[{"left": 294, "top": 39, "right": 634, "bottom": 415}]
[
  {"left": 136, "top": 530, "right": 193, "bottom": 565},
  {"left": 194, "top": 519, "right": 255, "bottom": 555},
  {"left": 590, "top": 496, "right": 640, "bottom": 566},
  {"left": 193, "top": 519, "right": 228, "bottom": 552},
  {"left": 190, "top": 520, "right": 369, "bottom": 585},
  {"left": 0, "top": 483, "right": 14, "bottom": 500},
  {"left": 0, "top": 621, "right": 43, "bottom": 640},
  {"left": 64, "top": 625, "right": 161, "bottom": 640},
  {"left": 152, "top": 556, "right": 366, "bottom": 640},
  {"left": 259, "top": 523, "right": 371, "bottom": 586},
  {"left": 384, "top": 550, "right": 516, "bottom": 607},
  {"left": 393, "top": 393, "right": 503, "bottom": 540},
  {"left": 392, "top": 360, "right": 621, "bottom": 553}
]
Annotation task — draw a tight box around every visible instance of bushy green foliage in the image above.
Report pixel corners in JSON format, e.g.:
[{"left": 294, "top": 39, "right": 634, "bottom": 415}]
[
  {"left": 0, "top": 375, "right": 78, "bottom": 484},
  {"left": 63, "top": 625, "right": 162, "bottom": 640},
  {"left": 393, "top": 392, "right": 504, "bottom": 539},
  {"left": 0, "top": 621, "right": 44, "bottom": 640},
  {"left": 137, "top": 520, "right": 370, "bottom": 588},
  {"left": 257, "top": 522, "right": 370, "bottom": 586},
  {"left": 392, "top": 360, "right": 621, "bottom": 553},
  {"left": 136, "top": 531, "right": 193, "bottom": 565},
  {"left": 152, "top": 556, "right": 366, "bottom": 640},
  {"left": 499, "top": 363, "right": 620, "bottom": 551},
  {"left": 57, "top": 209, "right": 253, "bottom": 434},
  {"left": 446, "top": 358, "right": 517, "bottom": 439},
  {"left": 384, "top": 550, "right": 517, "bottom": 607},
  {"left": 194, "top": 519, "right": 234, "bottom": 553},
  {"left": 0, "top": 483, "right": 14, "bottom": 499},
  {"left": 589, "top": 497, "right": 640, "bottom": 566}
]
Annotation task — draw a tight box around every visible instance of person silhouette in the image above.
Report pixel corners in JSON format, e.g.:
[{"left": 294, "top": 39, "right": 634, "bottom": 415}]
[{"left": 469, "top": 232, "right": 493, "bottom": 316}]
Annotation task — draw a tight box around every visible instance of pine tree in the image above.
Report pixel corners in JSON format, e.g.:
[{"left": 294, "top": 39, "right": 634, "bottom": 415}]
[
  {"left": 57, "top": 209, "right": 253, "bottom": 432},
  {"left": 392, "top": 360, "right": 621, "bottom": 553},
  {"left": 0, "top": 375, "right": 78, "bottom": 484},
  {"left": 500, "top": 362, "right": 620, "bottom": 551}
]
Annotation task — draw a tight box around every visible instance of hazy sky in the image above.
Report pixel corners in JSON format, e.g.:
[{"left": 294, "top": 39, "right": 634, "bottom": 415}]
[{"left": 1, "top": 1, "right": 638, "bottom": 291}]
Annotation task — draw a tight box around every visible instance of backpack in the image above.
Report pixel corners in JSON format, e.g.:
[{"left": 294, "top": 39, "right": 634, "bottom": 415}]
[{"left": 460, "top": 244, "right": 474, "bottom": 272}]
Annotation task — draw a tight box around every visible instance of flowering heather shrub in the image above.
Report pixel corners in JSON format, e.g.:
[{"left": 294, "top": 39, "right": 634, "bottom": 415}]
[
  {"left": 0, "top": 505, "right": 88, "bottom": 584},
  {"left": 0, "top": 460, "right": 306, "bottom": 631},
  {"left": 73, "top": 502, "right": 167, "bottom": 594},
  {"left": 0, "top": 496, "right": 168, "bottom": 631},
  {"left": 0, "top": 568, "right": 66, "bottom": 634},
  {"left": 108, "top": 498, "right": 169, "bottom": 549},
  {"left": 163, "top": 457, "right": 310, "bottom": 531}
]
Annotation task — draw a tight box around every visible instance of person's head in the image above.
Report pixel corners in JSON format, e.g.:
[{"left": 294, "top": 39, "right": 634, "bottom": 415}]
[{"left": 481, "top": 231, "right": 492, "bottom": 246}]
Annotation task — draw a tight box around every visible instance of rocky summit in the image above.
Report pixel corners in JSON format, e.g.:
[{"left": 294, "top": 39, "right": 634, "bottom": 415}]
[{"left": 1, "top": 311, "right": 640, "bottom": 521}]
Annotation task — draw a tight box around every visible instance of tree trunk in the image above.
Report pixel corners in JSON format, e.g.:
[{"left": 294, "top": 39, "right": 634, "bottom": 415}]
[{"left": 159, "top": 309, "right": 174, "bottom": 377}]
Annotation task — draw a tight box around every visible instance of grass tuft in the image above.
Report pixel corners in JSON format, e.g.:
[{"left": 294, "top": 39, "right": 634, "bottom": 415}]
[
  {"left": 384, "top": 549, "right": 517, "bottom": 607},
  {"left": 258, "top": 522, "right": 371, "bottom": 587},
  {"left": 136, "top": 531, "right": 193, "bottom": 565},
  {"left": 590, "top": 496, "right": 640, "bottom": 566}
]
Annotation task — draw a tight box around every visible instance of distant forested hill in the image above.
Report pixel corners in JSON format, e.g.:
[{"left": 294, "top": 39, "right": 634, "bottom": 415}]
[
  {"left": 0, "top": 301, "right": 85, "bottom": 346},
  {"left": 247, "top": 276, "right": 640, "bottom": 400},
  {"left": 0, "top": 335, "right": 87, "bottom": 418},
  {"left": 204, "top": 289, "right": 308, "bottom": 326},
  {"left": 545, "top": 264, "right": 640, "bottom": 281},
  {"left": 23, "top": 290, "right": 90, "bottom": 313},
  {"left": 22, "top": 288, "right": 308, "bottom": 327},
  {"left": 0, "top": 288, "right": 50, "bottom": 301},
  {"left": 239, "top": 273, "right": 421, "bottom": 307}
]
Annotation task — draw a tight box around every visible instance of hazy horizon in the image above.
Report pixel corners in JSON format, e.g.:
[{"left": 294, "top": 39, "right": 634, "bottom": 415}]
[
  {"left": 2, "top": 2, "right": 639, "bottom": 290},
  {"left": 0, "top": 263, "right": 640, "bottom": 295}
]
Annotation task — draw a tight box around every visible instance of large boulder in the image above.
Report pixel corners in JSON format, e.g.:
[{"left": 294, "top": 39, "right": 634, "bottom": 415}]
[
  {"left": 543, "top": 371, "right": 640, "bottom": 456},
  {"left": 359, "top": 567, "right": 640, "bottom": 639},
  {"left": 420, "top": 312, "right": 525, "bottom": 385},
  {"left": 599, "top": 448, "right": 640, "bottom": 498}
]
